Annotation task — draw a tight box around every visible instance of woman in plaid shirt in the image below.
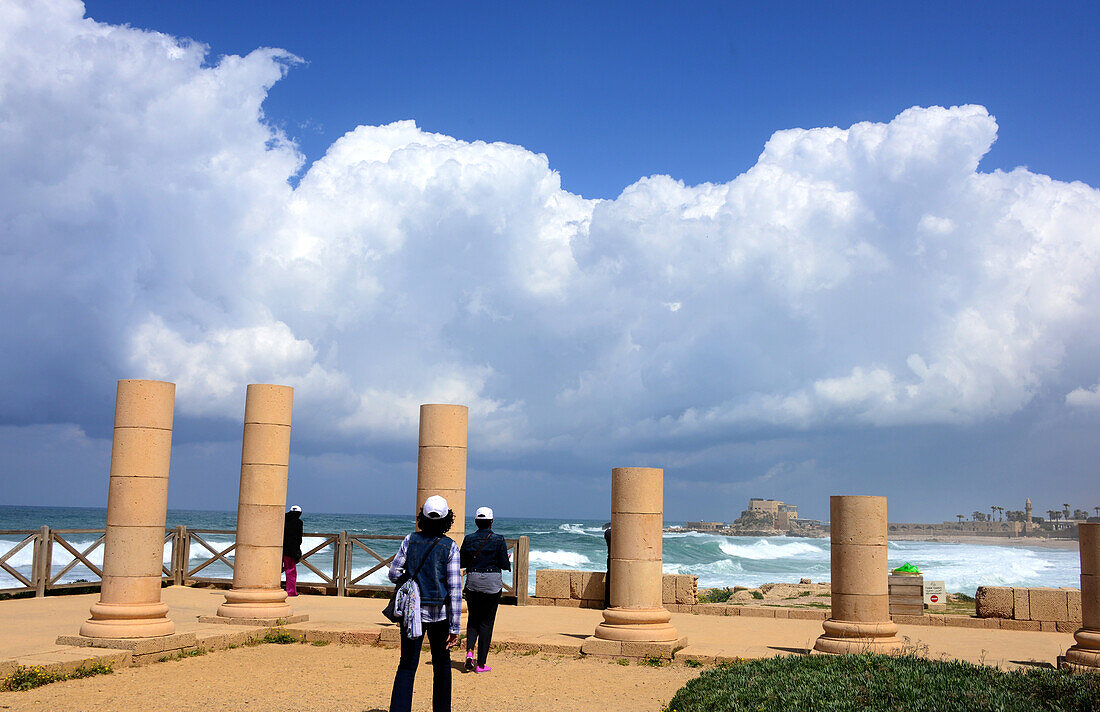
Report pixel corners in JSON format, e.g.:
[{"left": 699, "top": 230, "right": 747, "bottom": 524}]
[{"left": 388, "top": 495, "right": 462, "bottom": 712}]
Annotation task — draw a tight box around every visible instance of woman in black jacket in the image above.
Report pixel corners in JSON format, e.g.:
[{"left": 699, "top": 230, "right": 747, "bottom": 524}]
[
  {"left": 460, "top": 506, "right": 511, "bottom": 672},
  {"left": 282, "top": 506, "right": 303, "bottom": 596}
]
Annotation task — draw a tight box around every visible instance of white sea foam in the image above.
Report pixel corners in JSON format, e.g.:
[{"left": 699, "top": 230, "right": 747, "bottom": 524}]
[
  {"left": 557, "top": 523, "right": 603, "bottom": 536},
  {"left": 530, "top": 549, "right": 592, "bottom": 568},
  {"left": 718, "top": 539, "right": 825, "bottom": 560}
]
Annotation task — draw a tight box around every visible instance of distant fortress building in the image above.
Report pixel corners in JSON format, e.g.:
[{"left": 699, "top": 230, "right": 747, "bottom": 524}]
[{"left": 678, "top": 496, "right": 1089, "bottom": 539}]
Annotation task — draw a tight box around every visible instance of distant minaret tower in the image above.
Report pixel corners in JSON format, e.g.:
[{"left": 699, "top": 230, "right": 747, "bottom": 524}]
[{"left": 1025, "top": 498, "right": 1033, "bottom": 533}]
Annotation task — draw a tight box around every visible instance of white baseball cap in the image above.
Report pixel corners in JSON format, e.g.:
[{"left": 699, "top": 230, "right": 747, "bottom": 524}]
[
  {"left": 290, "top": 505, "right": 302, "bottom": 513},
  {"left": 422, "top": 495, "right": 449, "bottom": 519},
  {"left": 475, "top": 506, "right": 494, "bottom": 520}
]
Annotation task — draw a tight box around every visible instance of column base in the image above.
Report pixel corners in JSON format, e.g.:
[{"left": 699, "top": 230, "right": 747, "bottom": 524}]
[
  {"left": 1060, "top": 629, "right": 1100, "bottom": 671},
  {"left": 594, "top": 607, "right": 680, "bottom": 643},
  {"left": 58, "top": 632, "right": 195, "bottom": 657},
  {"left": 198, "top": 614, "right": 309, "bottom": 626},
  {"left": 216, "top": 587, "right": 293, "bottom": 619},
  {"left": 79, "top": 601, "right": 175, "bottom": 639},
  {"left": 812, "top": 618, "right": 900, "bottom": 655},
  {"left": 581, "top": 635, "right": 688, "bottom": 658}
]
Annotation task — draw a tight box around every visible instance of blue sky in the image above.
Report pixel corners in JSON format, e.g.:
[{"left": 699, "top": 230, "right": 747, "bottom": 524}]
[
  {"left": 83, "top": 1, "right": 1100, "bottom": 198},
  {"left": 2, "top": 0, "right": 1099, "bottom": 522}
]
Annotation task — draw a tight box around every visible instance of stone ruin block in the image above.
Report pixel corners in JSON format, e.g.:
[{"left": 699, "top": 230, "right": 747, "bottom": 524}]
[
  {"left": 975, "top": 586, "right": 1013, "bottom": 619},
  {"left": 1012, "top": 587, "right": 1030, "bottom": 620},
  {"left": 1029, "top": 588, "right": 1069, "bottom": 622},
  {"left": 676, "top": 575, "right": 698, "bottom": 605},
  {"left": 535, "top": 569, "right": 571, "bottom": 600},
  {"left": 661, "top": 575, "right": 677, "bottom": 605},
  {"left": 1065, "top": 588, "right": 1082, "bottom": 623},
  {"left": 571, "top": 570, "right": 605, "bottom": 600}
]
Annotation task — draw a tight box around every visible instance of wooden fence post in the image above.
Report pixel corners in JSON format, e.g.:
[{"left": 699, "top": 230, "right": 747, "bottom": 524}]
[
  {"left": 515, "top": 535, "right": 529, "bottom": 606},
  {"left": 182, "top": 527, "right": 191, "bottom": 586},
  {"left": 34, "top": 525, "right": 50, "bottom": 597},
  {"left": 336, "top": 531, "right": 347, "bottom": 597},
  {"left": 173, "top": 525, "right": 186, "bottom": 585}
]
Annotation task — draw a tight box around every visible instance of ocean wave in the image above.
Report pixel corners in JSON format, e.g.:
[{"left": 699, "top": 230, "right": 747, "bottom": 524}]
[
  {"left": 557, "top": 523, "right": 604, "bottom": 536},
  {"left": 530, "top": 549, "right": 592, "bottom": 568},
  {"left": 718, "top": 539, "right": 826, "bottom": 560},
  {"left": 663, "top": 531, "right": 718, "bottom": 539}
]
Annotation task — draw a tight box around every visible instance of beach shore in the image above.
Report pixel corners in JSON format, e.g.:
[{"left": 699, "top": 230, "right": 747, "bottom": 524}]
[{"left": 887, "top": 534, "right": 1078, "bottom": 550}]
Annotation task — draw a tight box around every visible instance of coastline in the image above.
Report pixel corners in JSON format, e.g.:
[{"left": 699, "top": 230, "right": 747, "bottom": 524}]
[
  {"left": 887, "top": 533, "right": 1078, "bottom": 550},
  {"left": 670, "top": 527, "right": 1079, "bottom": 550}
]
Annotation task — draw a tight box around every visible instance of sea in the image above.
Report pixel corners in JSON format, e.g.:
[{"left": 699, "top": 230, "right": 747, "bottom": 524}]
[{"left": 0, "top": 505, "right": 1081, "bottom": 596}]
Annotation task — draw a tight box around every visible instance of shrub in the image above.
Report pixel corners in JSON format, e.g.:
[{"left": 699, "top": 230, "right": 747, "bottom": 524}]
[
  {"left": 750, "top": 590, "right": 764, "bottom": 600},
  {"left": 664, "top": 654, "right": 1100, "bottom": 712},
  {"left": 699, "top": 588, "right": 734, "bottom": 604}
]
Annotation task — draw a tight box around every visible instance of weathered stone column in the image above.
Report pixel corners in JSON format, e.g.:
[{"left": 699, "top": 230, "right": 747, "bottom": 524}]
[
  {"left": 215, "top": 384, "right": 300, "bottom": 621},
  {"left": 814, "top": 495, "right": 900, "bottom": 654},
  {"left": 416, "top": 404, "right": 467, "bottom": 541},
  {"left": 81, "top": 380, "right": 176, "bottom": 638},
  {"left": 584, "top": 467, "right": 682, "bottom": 658},
  {"left": 1061, "top": 522, "right": 1100, "bottom": 672}
]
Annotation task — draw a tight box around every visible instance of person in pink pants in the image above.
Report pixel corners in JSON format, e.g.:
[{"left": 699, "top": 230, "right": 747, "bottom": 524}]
[{"left": 282, "top": 505, "right": 303, "bottom": 596}]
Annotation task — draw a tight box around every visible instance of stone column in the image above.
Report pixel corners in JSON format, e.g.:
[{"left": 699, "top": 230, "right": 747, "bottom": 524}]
[
  {"left": 814, "top": 495, "right": 900, "bottom": 654},
  {"left": 81, "top": 380, "right": 176, "bottom": 638},
  {"left": 586, "top": 467, "right": 681, "bottom": 656},
  {"left": 416, "top": 404, "right": 467, "bottom": 541},
  {"left": 216, "top": 384, "right": 297, "bottom": 620},
  {"left": 1061, "top": 522, "right": 1100, "bottom": 671}
]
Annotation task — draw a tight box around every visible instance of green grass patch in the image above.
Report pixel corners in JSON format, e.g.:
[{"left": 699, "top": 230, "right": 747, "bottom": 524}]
[
  {"left": 262, "top": 628, "right": 299, "bottom": 644},
  {"left": 311, "top": 640, "right": 330, "bottom": 647},
  {"left": 684, "top": 659, "right": 703, "bottom": 668},
  {"left": 663, "top": 654, "right": 1100, "bottom": 712},
  {"left": 640, "top": 654, "right": 668, "bottom": 668},
  {"left": 156, "top": 647, "right": 208, "bottom": 662},
  {"left": 750, "top": 591, "right": 764, "bottom": 600},
  {"left": 3, "top": 662, "right": 113, "bottom": 691},
  {"left": 699, "top": 587, "right": 735, "bottom": 604}
]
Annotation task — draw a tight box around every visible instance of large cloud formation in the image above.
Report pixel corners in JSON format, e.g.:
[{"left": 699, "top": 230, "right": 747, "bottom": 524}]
[{"left": 3, "top": 1, "right": 1100, "bottom": 510}]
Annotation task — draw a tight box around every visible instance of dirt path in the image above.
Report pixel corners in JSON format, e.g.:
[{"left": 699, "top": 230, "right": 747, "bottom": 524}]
[{"left": 1, "top": 643, "right": 701, "bottom": 712}]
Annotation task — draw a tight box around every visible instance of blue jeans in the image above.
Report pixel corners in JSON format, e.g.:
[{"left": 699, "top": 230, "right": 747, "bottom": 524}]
[{"left": 389, "top": 619, "right": 451, "bottom": 712}]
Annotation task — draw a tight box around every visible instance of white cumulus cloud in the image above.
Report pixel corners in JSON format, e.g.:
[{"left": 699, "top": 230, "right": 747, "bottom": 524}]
[{"left": 3, "top": 0, "right": 1100, "bottom": 467}]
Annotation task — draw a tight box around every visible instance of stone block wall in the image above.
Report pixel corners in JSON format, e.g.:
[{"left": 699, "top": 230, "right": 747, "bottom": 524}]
[
  {"left": 976, "top": 586, "right": 1081, "bottom": 626},
  {"left": 534, "top": 569, "right": 696, "bottom": 608}
]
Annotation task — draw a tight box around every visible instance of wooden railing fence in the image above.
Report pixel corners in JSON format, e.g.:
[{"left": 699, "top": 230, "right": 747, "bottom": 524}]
[{"left": 0, "top": 526, "right": 529, "bottom": 605}]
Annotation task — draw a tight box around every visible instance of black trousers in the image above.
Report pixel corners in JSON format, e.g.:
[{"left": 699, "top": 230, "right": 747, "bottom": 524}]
[
  {"left": 390, "top": 619, "right": 451, "bottom": 712},
  {"left": 465, "top": 589, "right": 502, "bottom": 666}
]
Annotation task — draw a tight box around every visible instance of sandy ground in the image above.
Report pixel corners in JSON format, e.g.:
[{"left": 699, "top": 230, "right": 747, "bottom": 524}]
[{"left": 0, "top": 643, "right": 700, "bottom": 712}]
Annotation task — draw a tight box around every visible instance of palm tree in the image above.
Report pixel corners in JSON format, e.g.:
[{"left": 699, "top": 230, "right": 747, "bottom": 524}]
[
  {"left": 1063, "top": 503, "right": 1071, "bottom": 519},
  {"left": 1095, "top": 506, "right": 1099, "bottom": 518},
  {"left": 1047, "top": 510, "right": 1058, "bottom": 522},
  {"left": 956, "top": 514, "right": 965, "bottom": 524}
]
